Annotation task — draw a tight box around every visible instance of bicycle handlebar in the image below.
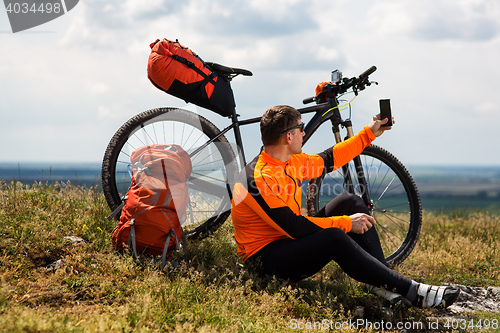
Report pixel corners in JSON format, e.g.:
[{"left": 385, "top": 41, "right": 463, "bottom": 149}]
[
  {"left": 359, "top": 65, "right": 377, "bottom": 79},
  {"left": 302, "top": 96, "right": 316, "bottom": 104},
  {"left": 303, "top": 65, "right": 377, "bottom": 104}
]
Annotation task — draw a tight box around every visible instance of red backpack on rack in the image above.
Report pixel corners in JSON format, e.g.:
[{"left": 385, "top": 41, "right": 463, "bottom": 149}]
[
  {"left": 147, "top": 38, "right": 236, "bottom": 117},
  {"left": 112, "top": 144, "right": 192, "bottom": 268}
]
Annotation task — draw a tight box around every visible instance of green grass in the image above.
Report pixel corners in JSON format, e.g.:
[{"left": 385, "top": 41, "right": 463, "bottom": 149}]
[{"left": 0, "top": 180, "right": 499, "bottom": 332}]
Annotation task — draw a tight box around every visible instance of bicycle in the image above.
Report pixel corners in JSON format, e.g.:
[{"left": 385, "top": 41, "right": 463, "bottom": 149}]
[{"left": 101, "top": 64, "right": 422, "bottom": 267}]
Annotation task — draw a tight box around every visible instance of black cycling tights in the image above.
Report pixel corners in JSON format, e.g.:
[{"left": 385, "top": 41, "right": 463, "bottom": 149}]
[{"left": 249, "top": 193, "right": 413, "bottom": 296}]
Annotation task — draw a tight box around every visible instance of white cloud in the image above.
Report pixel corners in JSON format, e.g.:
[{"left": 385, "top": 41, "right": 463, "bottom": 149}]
[
  {"left": 97, "top": 105, "right": 113, "bottom": 118},
  {"left": 474, "top": 103, "right": 496, "bottom": 115},
  {"left": 1, "top": 0, "right": 500, "bottom": 165},
  {"left": 366, "top": 2, "right": 414, "bottom": 37},
  {"left": 368, "top": 0, "right": 500, "bottom": 41},
  {"left": 88, "top": 83, "right": 110, "bottom": 95},
  {"left": 123, "top": 0, "right": 168, "bottom": 19}
]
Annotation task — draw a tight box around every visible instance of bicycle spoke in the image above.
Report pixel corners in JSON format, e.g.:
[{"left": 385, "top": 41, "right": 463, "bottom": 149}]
[
  {"left": 193, "top": 158, "right": 226, "bottom": 170},
  {"left": 183, "top": 125, "right": 197, "bottom": 150},
  {"left": 376, "top": 223, "right": 404, "bottom": 249},
  {"left": 377, "top": 212, "right": 408, "bottom": 232},
  {"left": 378, "top": 182, "right": 405, "bottom": 195},
  {"left": 124, "top": 142, "right": 136, "bottom": 154},
  {"left": 376, "top": 192, "right": 409, "bottom": 202},
  {"left": 373, "top": 167, "right": 391, "bottom": 199},
  {"left": 162, "top": 120, "right": 166, "bottom": 144},
  {"left": 141, "top": 124, "right": 156, "bottom": 145},
  {"left": 376, "top": 177, "right": 396, "bottom": 201},
  {"left": 190, "top": 171, "right": 227, "bottom": 186},
  {"left": 173, "top": 121, "right": 176, "bottom": 145},
  {"left": 191, "top": 150, "right": 222, "bottom": 169},
  {"left": 186, "top": 133, "right": 206, "bottom": 153},
  {"left": 363, "top": 155, "right": 374, "bottom": 196},
  {"left": 151, "top": 122, "right": 159, "bottom": 143}
]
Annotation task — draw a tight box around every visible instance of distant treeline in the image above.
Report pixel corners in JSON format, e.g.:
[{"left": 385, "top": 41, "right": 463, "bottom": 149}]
[{"left": 1, "top": 163, "right": 499, "bottom": 213}]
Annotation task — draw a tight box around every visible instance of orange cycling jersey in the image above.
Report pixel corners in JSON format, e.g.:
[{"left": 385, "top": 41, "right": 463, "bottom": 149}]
[{"left": 231, "top": 126, "right": 376, "bottom": 261}]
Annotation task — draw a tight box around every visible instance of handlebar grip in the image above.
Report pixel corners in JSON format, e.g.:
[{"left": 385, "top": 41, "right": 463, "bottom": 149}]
[
  {"left": 359, "top": 66, "right": 377, "bottom": 79},
  {"left": 303, "top": 96, "right": 316, "bottom": 104}
]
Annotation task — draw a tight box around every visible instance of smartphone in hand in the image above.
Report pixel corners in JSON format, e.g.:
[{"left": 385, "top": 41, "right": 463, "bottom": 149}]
[{"left": 379, "top": 99, "right": 392, "bottom": 127}]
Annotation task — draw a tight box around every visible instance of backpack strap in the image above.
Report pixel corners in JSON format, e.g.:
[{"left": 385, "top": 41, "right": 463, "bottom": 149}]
[
  {"left": 127, "top": 219, "right": 141, "bottom": 264},
  {"left": 159, "top": 228, "right": 187, "bottom": 270},
  {"left": 161, "top": 228, "right": 178, "bottom": 270},
  {"left": 171, "top": 54, "right": 217, "bottom": 82},
  {"left": 107, "top": 199, "right": 125, "bottom": 221},
  {"left": 181, "top": 230, "right": 187, "bottom": 257}
]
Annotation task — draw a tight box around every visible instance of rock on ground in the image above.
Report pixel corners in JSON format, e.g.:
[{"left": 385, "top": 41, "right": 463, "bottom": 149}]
[{"left": 448, "top": 285, "right": 500, "bottom": 314}]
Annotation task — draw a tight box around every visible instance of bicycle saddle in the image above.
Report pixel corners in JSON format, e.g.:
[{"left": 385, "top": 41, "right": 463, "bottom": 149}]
[{"left": 208, "top": 62, "right": 253, "bottom": 77}]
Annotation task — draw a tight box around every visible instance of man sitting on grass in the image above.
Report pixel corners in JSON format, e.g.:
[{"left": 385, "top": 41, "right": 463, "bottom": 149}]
[{"left": 231, "top": 105, "right": 460, "bottom": 308}]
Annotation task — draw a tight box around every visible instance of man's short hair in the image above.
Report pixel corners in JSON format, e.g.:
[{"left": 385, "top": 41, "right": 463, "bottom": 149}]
[{"left": 260, "top": 105, "right": 301, "bottom": 146}]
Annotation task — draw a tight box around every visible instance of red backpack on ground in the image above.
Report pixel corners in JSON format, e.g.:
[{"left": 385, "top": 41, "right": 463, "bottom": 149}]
[
  {"left": 112, "top": 144, "right": 192, "bottom": 268},
  {"left": 147, "top": 38, "right": 236, "bottom": 117}
]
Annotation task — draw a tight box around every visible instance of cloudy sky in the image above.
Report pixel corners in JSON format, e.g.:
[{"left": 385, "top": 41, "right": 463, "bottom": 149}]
[{"left": 1, "top": 0, "right": 499, "bottom": 167}]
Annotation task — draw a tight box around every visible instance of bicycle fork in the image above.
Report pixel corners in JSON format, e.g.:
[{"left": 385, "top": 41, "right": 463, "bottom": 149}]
[{"left": 332, "top": 120, "right": 374, "bottom": 214}]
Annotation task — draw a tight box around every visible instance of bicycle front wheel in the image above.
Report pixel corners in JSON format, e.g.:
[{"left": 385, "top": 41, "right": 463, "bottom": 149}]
[
  {"left": 306, "top": 145, "right": 422, "bottom": 267},
  {"left": 101, "top": 107, "right": 238, "bottom": 240}
]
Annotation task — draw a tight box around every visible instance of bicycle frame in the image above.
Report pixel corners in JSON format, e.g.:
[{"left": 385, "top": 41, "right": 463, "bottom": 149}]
[
  {"left": 102, "top": 65, "right": 421, "bottom": 265},
  {"left": 191, "top": 102, "right": 335, "bottom": 163}
]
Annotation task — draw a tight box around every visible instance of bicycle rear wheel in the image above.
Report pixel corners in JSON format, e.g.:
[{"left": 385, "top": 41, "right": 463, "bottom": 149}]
[
  {"left": 101, "top": 107, "right": 238, "bottom": 239},
  {"left": 306, "top": 145, "right": 422, "bottom": 267}
]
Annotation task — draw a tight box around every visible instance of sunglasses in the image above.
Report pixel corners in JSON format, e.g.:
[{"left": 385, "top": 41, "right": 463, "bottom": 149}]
[{"left": 280, "top": 122, "right": 305, "bottom": 134}]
